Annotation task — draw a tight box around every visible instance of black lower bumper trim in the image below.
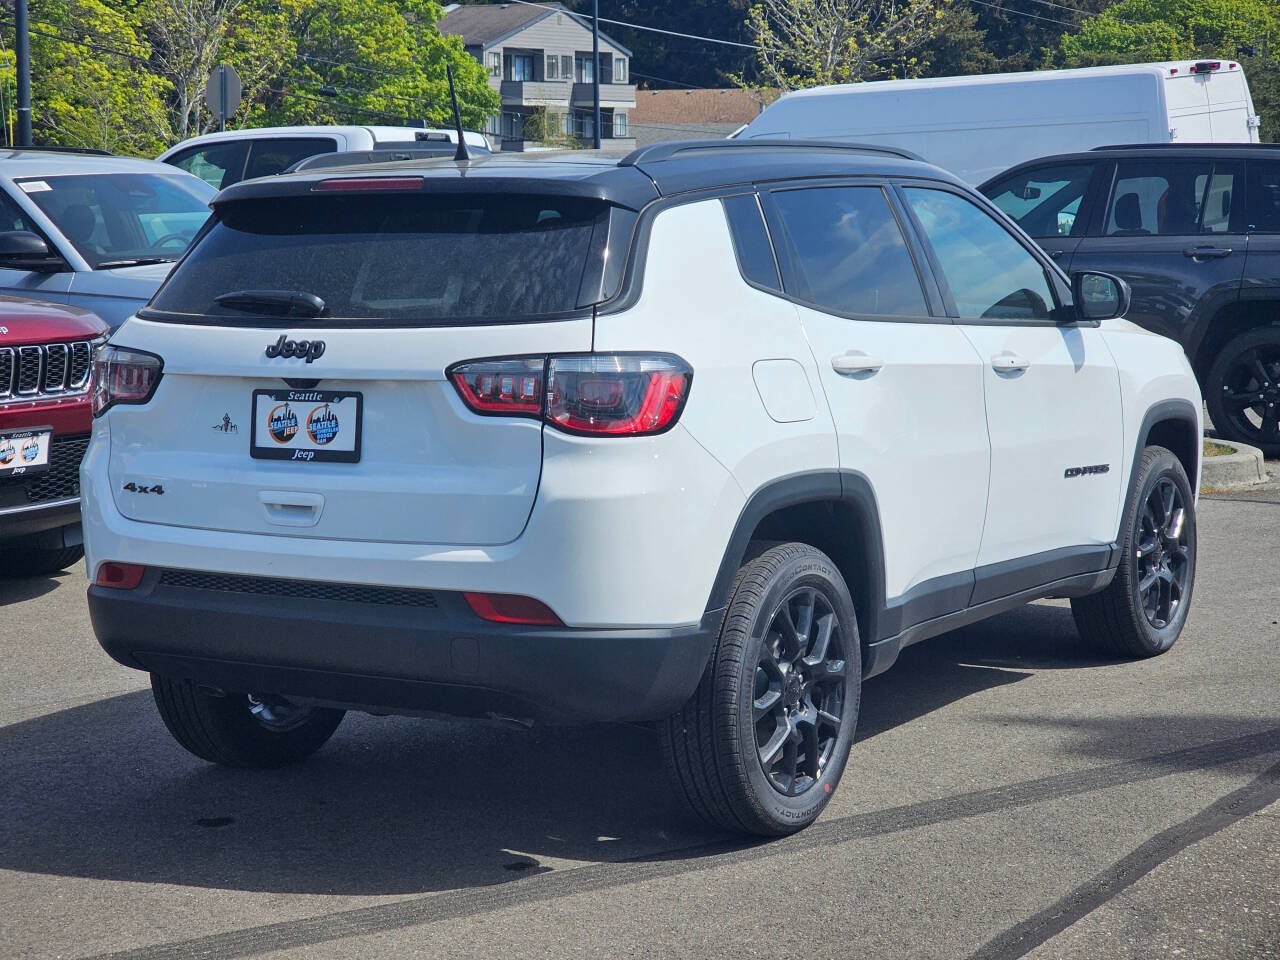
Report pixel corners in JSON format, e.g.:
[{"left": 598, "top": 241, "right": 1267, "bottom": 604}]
[{"left": 88, "top": 571, "right": 721, "bottom": 724}]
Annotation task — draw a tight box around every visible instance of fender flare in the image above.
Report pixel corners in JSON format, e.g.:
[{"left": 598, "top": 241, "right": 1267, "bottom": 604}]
[
  {"left": 703, "top": 470, "right": 887, "bottom": 650},
  {"left": 1117, "top": 398, "right": 1201, "bottom": 542}
]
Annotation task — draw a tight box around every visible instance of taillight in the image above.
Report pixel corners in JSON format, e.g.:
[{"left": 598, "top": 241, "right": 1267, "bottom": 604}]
[
  {"left": 312, "top": 176, "right": 424, "bottom": 192},
  {"left": 94, "top": 561, "right": 145, "bottom": 589},
  {"left": 464, "top": 592, "right": 563, "bottom": 625},
  {"left": 448, "top": 353, "right": 692, "bottom": 437},
  {"left": 449, "top": 357, "right": 544, "bottom": 415},
  {"left": 91, "top": 345, "right": 163, "bottom": 417}
]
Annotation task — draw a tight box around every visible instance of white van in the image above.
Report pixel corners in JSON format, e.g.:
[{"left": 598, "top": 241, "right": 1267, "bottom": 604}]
[
  {"left": 742, "top": 60, "right": 1262, "bottom": 184},
  {"left": 158, "top": 125, "right": 493, "bottom": 191}
]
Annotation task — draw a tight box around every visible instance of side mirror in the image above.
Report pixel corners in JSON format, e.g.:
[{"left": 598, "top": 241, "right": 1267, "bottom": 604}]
[
  {"left": 1072, "top": 270, "right": 1130, "bottom": 322},
  {"left": 0, "top": 231, "right": 62, "bottom": 272},
  {"left": 1019, "top": 185, "right": 1042, "bottom": 200}
]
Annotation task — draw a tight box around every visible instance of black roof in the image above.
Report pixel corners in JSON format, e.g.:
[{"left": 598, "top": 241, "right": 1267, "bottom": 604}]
[
  {"left": 982, "top": 142, "right": 1280, "bottom": 188},
  {"left": 212, "top": 139, "right": 962, "bottom": 211}
]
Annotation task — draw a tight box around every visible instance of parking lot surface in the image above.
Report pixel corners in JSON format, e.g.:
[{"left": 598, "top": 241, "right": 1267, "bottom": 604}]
[{"left": 2, "top": 493, "right": 1278, "bottom": 960}]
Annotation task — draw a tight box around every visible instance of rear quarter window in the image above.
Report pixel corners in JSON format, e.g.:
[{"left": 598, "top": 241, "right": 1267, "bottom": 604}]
[{"left": 148, "top": 193, "right": 611, "bottom": 325}]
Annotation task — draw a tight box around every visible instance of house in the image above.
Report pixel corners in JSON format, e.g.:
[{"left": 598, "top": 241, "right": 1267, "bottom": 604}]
[
  {"left": 439, "top": 2, "right": 636, "bottom": 152},
  {"left": 629, "top": 89, "right": 780, "bottom": 147}
]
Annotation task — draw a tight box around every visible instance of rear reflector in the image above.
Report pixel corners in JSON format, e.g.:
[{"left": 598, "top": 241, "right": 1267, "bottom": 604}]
[
  {"left": 312, "top": 177, "right": 424, "bottom": 193},
  {"left": 1191, "top": 61, "right": 1221, "bottom": 73},
  {"left": 464, "top": 592, "right": 563, "bottom": 626},
  {"left": 95, "top": 562, "right": 145, "bottom": 589}
]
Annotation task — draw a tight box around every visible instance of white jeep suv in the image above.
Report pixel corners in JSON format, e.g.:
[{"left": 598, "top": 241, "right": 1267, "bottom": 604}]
[{"left": 83, "top": 141, "right": 1202, "bottom": 836}]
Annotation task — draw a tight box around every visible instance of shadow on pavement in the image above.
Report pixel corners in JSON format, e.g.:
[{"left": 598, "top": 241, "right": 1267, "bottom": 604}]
[
  {"left": 0, "top": 569, "right": 70, "bottom": 607},
  {"left": 0, "top": 603, "right": 1252, "bottom": 897}
]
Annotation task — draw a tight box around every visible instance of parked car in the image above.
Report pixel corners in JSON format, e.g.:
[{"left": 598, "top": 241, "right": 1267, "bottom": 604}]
[
  {"left": 0, "top": 148, "right": 215, "bottom": 329},
  {"left": 740, "top": 60, "right": 1261, "bottom": 184},
  {"left": 159, "top": 125, "right": 494, "bottom": 189},
  {"left": 0, "top": 296, "right": 106, "bottom": 577},
  {"left": 285, "top": 140, "right": 493, "bottom": 175},
  {"left": 83, "top": 140, "right": 1201, "bottom": 836},
  {"left": 981, "top": 143, "right": 1280, "bottom": 454}
]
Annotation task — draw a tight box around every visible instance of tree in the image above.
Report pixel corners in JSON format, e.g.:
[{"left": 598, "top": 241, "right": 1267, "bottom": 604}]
[
  {"left": 260, "top": 0, "right": 497, "bottom": 130},
  {"left": 17, "top": 0, "right": 171, "bottom": 153},
  {"left": 739, "top": 0, "right": 952, "bottom": 90},
  {"left": 1061, "top": 0, "right": 1280, "bottom": 141}
]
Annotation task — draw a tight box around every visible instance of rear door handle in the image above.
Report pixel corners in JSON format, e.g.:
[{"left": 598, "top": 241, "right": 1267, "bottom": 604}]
[
  {"left": 260, "top": 490, "right": 324, "bottom": 527},
  {"left": 831, "top": 351, "right": 884, "bottom": 376},
  {"left": 990, "top": 352, "right": 1030, "bottom": 374},
  {"left": 1183, "top": 245, "right": 1233, "bottom": 260}
]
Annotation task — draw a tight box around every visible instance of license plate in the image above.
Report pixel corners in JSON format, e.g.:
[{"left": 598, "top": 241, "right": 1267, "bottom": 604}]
[
  {"left": 0, "top": 427, "right": 52, "bottom": 478},
  {"left": 250, "top": 390, "right": 362, "bottom": 463}
]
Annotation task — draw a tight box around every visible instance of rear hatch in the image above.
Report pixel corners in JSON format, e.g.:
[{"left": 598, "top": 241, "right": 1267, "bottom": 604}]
[{"left": 107, "top": 185, "right": 627, "bottom": 545}]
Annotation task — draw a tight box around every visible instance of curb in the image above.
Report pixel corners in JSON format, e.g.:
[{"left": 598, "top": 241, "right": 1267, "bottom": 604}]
[{"left": 1200, "top": 438, "right": 1268, "bottom": 490}]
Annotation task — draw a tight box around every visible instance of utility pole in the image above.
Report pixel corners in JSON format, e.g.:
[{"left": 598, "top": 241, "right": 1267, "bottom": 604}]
[
  {"left": 15, "top": 0, "right": 31, "bottom": 146},
  {"left": 591, "top": 0, "right": 600, "bottom": 149}
]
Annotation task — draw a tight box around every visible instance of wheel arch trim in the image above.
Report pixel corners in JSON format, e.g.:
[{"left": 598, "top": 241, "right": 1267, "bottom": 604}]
[
  {"left": 1124, "top": 398, "right": 1201, "bottom": 538},
  {"left": 703, "top": 470, "right": 887, "bottom": 654}
]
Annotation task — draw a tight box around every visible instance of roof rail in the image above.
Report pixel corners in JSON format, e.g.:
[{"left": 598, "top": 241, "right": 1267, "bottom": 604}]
[
  {"left": 619, "top": 138, "right": 924, "bottom": 167},
  {"left": 1090, "top": 142, "right": 1280, "bottom": 151},
  {"left": 0, "top": 145, "right": 114, "bottom": 157}
]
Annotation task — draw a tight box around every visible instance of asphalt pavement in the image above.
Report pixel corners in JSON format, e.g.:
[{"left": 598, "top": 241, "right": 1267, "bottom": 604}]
[{"left": 1, "top": 490, "right": 1277, "bottom": 959}]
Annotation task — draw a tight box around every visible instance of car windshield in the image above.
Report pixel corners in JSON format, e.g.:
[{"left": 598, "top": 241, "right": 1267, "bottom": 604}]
[{"left": 15, "top": 172, "right": 214, "bottom": 269}]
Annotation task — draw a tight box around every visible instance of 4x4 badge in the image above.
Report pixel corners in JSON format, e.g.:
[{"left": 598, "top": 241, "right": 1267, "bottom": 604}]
[{"left": 265, "top": 335, "right": 326, "bottom": 364}]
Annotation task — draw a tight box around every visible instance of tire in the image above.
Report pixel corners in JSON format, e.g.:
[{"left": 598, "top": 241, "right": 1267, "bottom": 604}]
[
  {"left": 150, "top": 674, "right": 344, "bottom": 768},
  {"left": 1204, "top": 326, "right": 1280, "bottom": 457},
  {"left": 1071, "top": 445, "right": 1196, "bottom": 658},
  {"left": 660, "top": 542, "right": 861, "bottom": 836},
  {"left": 0, "top": 543, "right": 84, "bottom": 578}
]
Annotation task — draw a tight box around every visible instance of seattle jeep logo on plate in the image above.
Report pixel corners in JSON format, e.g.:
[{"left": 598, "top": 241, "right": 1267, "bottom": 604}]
[{"left": 250, "top": 390, "right": 361, "bottom": 463}]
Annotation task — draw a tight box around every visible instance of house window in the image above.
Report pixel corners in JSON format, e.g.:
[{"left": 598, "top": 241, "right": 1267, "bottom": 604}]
[
  {"left": 487, "top": 52, "right": 501, "bottom": 78},
  {"left": 614, "top": 112, "right": 627, "bottom": 137},
  {"left": 545, "top": 54, "right": 558, "bottom": 80},
  {"left": 614, "top": 57, "right": 627, "bottom": 83},
  {"left": 561, "top": 55, "right": 571, "bottom": 79},
  {"left": 575, "top": 54, "right": 593, "bottom": 83},
  {"left": 506, "top": 53, "right": 535, "bottom": 82},
  {"left": 598, "top": 53, "right": 613, "bottom": 84},
  {"left": 571, "top": 110, "right": 594, "bottom": 139}
]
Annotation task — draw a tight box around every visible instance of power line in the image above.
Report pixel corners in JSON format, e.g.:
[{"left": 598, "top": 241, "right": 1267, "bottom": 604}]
[
  {"left": 502, "top": 0, "right": 757, "bottom": 51},
  {"left": 966, "top": 0, "right": 1083, "bottom": 28},
  {"left": 630, "top": 70, "right": 707, "bottom": 90}
]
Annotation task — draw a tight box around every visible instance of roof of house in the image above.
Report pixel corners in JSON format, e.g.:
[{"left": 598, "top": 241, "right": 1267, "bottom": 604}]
[
  {"left": 439, "top": 2, "right": 630, "bottom": 56},
  {"left": 631, "top": 89, "right": 780, "bottom": 127}
]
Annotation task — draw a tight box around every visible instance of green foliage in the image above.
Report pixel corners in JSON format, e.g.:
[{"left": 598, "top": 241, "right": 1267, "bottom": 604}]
[
  {"left": 1061, "top": 0, "right": 1280, "bottom": 141},
  {"left": 8, "top": 0, "right": 171, "bottom": 153},
  {"left": 4, "top": 0, "right": 497, "bottom": 154}
]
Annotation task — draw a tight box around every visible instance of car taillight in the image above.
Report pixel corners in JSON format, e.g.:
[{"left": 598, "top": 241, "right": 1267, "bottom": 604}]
[
  {"left": 449, "top": 357, "right": 544, "bottom": 415},
  {"left": 94, "top": 561, "right": 145, "bottom": 589},
  {"left": 91, "top": 345, "right": 163, "bottom": 417},
  {"left": 448, "top": 353, "right": 692, "bottom": 437},
  {"left": 464, "top": 592, "right": 563, "bottom": 625}
]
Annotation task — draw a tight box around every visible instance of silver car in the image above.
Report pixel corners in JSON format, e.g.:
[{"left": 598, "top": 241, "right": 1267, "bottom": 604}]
[{"left": 0, "top": 148, "right": 215, "bottom": 328}]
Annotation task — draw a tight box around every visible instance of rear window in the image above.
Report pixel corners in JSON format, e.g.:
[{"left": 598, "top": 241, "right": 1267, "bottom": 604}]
[{"left": 148, "top": 193, "right": 609, "bottom": 324}]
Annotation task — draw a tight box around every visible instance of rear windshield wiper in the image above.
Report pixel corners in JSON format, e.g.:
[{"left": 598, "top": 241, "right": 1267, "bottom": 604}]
[
  {"left": 96, "top": 256, "right": 179, "bottom": 268},
  {"left": 214, "top": 289, "right": 328, "bottom": 318}
]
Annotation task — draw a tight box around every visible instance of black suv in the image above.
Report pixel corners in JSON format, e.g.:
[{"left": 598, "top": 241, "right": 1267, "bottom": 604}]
[{"left": 982, "top": 145, "right": 1280, "bottom": 454}]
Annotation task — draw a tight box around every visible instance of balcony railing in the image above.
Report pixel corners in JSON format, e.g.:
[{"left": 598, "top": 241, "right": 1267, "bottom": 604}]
[{"left": 571, "top": 82, "right": 636, "bottom": 106}]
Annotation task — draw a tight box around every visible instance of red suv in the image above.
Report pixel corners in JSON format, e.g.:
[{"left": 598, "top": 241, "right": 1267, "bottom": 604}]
[{"left": 0, "top": 298, "right": 105, "bottom": 577}]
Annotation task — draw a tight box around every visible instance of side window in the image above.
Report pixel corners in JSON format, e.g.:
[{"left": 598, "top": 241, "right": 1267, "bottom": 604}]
[
  {"left": 244, "top": 139, "right": 337, "bottom": 180},
  {"left": 721, "top": 194, "right": 780, "bottom": 291},
  {"left": 905, "top": 187, "right": 1055, "bottom": 322},
  {"left": 981, "top": 163, "right": 1094, "bottom": 238},
  {"left": 166, "top": 141, "right": 249, "bottom": 190},
  {"left": 1246, "top": 161, "right": 1280, "bottom": 233},
  {"left": 0, "top": 189, "right": 39, "bottom": 233},
  {"left": 1104, "top": 159, "right": 1214, "bottom": 236},
  {"left": 770, "top": 185, "right": 928, "bottom": 317}
]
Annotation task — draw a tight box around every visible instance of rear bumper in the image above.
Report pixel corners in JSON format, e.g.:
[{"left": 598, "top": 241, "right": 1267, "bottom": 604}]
[
  {"left": 88, "top": 570, "right": 721, "bottom": 724},
  {"left": 0, "top": 497, "right": 81, "bottom": 542}
]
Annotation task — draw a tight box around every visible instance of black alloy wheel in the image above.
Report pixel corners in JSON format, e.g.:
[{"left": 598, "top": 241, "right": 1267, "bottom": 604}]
[
  {"left": 1207, "top": 329, "right": 1280, "bottom": 456},
  {"left": 754, "top": 586, "right": 848, "bottom": 798},
  {"left": 1134, "top": 477, "right": 1190, "bottom": 629}
]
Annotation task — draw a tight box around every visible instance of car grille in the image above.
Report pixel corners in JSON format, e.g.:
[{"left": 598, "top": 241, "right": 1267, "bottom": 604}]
[
  {"left": 157, "top": 569, "right": 440, "bottom": 608},
  {"left": 0, "top": 434, "right": 88, "bottom": 507},
  {"left": 0, "top": 341, "right": 94, "bottom": 402}
]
